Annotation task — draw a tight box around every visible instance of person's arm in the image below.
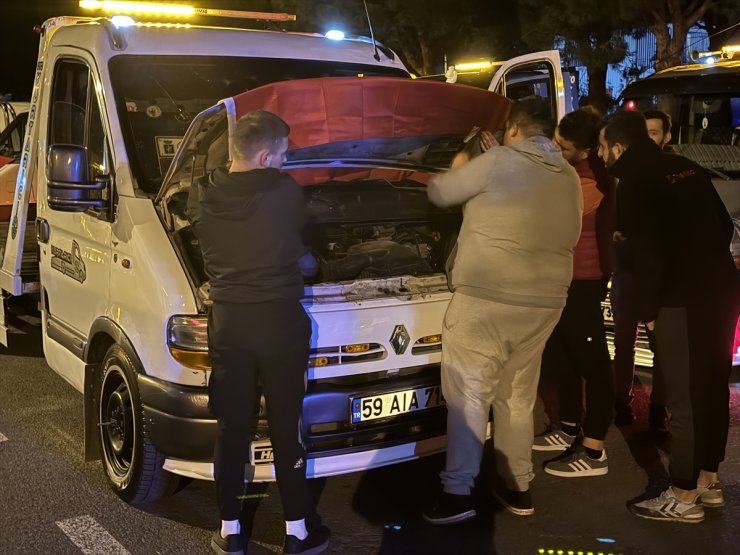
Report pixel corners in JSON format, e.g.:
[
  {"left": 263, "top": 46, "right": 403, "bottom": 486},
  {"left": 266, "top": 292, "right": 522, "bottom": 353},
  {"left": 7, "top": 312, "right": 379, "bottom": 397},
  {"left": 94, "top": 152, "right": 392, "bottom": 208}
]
[
  {"left": 629, "top": 178, "right": 665, "bottom": 324},
  {"left": 186, "top": 178, "right": 202, "bottom": 226},
  {"left": 281, "top": 174, "right": 319, "bottom": 277},
  {"left": 427, "top": 150, "right": 494, "bottom": 207}
]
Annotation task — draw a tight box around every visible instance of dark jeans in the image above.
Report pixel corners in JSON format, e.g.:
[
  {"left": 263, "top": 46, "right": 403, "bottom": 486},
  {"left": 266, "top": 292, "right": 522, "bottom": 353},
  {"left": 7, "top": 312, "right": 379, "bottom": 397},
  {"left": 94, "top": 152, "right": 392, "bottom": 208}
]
[
  {"left": 541, "top": 280, "right": 615, "bottom": 440},
  {"left": 208, "top": 299, "right": 312, "bottom": 521},
  {"left": 652, "top": 303, "right": 737, "bottom": 491},
  {"left": 610, "top": 270, "right": 665, "bottom": 407}
]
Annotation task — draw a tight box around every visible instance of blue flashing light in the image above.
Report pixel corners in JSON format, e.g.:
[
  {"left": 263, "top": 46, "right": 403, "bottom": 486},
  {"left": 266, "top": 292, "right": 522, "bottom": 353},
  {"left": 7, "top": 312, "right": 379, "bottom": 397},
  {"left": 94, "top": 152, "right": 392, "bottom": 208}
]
[
  {"left": 325, "top": 29, "right": 345, "bottom": 41},
  {"left": 111, "top": 15, "right": 136, "bottom": 28},
  {"left": 596, "top": 538, "right": 616, "bottom": 544},
  {"left": 706, "top": 56, "right": 716, "bottom": 65}
]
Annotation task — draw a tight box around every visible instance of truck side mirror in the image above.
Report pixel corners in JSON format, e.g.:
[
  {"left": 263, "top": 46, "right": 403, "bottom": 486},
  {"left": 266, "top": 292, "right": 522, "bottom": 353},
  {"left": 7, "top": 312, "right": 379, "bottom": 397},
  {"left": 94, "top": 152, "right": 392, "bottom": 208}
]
[{"left": 47, "top": 144, "right": 110, "bottom": 213}]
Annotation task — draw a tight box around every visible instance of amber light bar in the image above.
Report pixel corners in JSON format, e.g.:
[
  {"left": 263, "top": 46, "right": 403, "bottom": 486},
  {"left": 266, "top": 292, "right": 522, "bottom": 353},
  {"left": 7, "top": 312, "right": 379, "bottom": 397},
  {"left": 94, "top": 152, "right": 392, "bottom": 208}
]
[{"left": 79, "top": 1, "right": 296, "bottom": 21}]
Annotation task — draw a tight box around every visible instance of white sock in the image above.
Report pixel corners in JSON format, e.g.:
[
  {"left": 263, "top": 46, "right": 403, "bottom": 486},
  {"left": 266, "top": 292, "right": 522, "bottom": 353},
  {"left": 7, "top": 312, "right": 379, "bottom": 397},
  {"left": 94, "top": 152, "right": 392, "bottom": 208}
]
[
  {"left": 221, "top": 519, "right": 240, "bottom": 538},
  {"left": 286, "top": 518, "right": 308, "bottom": 540}
]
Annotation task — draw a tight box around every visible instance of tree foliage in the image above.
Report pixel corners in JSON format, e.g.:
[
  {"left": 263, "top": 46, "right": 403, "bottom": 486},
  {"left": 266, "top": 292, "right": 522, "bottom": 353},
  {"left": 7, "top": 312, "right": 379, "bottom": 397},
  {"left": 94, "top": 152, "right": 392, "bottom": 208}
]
[
  {"left": 700, "top": 0, "right": 740, "bottom": 49},
  {"left": 621, "top": 0, "right": 712, "bottom": 70},
  {"left": 517, "top": 0, "right": 638, "bottom": 112},
  {"left": 210, "top": 0, "right": 739, "bottom": 109}
]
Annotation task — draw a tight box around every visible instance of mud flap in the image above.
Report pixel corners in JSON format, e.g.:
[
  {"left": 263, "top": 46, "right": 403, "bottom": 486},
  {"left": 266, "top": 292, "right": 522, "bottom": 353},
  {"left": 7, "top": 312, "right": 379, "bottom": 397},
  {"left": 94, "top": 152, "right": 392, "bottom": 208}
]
[
  {"left": 84, "top": 362, "right": 102, "bottom": 461},
  {"left": 0, "top": 295, "right": 8, "bottom": 346}
]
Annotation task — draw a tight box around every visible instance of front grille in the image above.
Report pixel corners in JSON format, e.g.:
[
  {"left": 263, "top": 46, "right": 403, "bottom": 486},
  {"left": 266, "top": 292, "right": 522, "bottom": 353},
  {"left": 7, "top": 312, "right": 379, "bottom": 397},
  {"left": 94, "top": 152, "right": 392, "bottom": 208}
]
[
  {"left": 411, "top": 336, "right": 442, "bottom": 355},
  {"left": 309, "top": 343, "right": 386, "bottom": 368}
]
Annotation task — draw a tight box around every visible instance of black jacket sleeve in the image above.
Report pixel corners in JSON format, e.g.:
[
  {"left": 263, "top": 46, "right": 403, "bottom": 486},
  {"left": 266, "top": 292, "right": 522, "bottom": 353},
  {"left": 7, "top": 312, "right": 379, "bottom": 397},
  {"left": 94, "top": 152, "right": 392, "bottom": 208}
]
[{"left": 629, "top": 176, "right": 665, "bottom": 323}]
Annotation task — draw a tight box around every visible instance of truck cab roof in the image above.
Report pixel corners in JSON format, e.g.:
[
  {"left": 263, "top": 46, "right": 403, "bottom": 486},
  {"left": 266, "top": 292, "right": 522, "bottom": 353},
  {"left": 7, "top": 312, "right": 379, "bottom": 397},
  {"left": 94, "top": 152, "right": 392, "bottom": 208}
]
[{"left": 45, "top": 16, "right": 407, "bottom": 71}]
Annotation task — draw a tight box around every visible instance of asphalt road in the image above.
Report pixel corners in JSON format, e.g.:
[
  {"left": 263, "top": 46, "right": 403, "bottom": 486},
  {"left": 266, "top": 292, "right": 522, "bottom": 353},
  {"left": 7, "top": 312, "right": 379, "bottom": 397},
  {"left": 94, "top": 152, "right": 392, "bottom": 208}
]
[{"left": 1, "top": 299, "right": 740, "bottom": 554}]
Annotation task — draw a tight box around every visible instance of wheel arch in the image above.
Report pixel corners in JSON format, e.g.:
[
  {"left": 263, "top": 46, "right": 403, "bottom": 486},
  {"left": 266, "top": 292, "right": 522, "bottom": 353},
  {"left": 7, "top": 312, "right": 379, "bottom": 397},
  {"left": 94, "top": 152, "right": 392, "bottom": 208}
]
[{"left": 82, "top": 317, "right": 145, "bottom": 462}]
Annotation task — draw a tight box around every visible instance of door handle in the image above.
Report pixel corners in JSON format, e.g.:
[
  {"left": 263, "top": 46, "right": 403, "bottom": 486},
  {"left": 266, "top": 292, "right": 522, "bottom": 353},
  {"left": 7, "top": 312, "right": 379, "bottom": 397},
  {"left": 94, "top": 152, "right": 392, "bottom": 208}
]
[{"left": 36, "top": 218, "right": 50, "bottom": 244}]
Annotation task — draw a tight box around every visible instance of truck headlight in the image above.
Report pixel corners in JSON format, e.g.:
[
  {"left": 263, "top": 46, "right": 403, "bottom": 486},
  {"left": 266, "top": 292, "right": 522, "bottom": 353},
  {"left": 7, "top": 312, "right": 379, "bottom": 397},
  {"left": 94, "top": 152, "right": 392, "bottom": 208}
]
[{"left": 167, "top": 315, "right": 211, "bottom": 370}]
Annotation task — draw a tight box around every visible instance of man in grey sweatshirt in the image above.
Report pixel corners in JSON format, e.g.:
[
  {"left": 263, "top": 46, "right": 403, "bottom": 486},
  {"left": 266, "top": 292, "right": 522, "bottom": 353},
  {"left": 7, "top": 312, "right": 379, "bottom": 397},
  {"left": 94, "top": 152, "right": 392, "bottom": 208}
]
[{"left": 422, "top": 97, "right": 582, "bottom": 523}]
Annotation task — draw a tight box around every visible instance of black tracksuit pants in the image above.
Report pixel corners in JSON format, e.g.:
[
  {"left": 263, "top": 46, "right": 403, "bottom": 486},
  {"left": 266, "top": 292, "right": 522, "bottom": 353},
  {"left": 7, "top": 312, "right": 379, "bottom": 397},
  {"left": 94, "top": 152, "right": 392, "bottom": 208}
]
[
  {"left": 208, "top": 299, "right": 312, "bottom": 521},
  {"left": 652, "top": 301, "right": 737, "bottom": 491},
  {"left": 542, "top": 279, "right": 615, "bottom": 440}
]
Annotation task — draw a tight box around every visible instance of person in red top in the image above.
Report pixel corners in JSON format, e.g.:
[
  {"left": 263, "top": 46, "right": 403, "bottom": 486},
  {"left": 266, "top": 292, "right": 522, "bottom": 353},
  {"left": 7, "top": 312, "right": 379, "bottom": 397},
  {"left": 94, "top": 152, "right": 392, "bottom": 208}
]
[{"left": 535, "top": 109, "right": 616, "bottom": 478}]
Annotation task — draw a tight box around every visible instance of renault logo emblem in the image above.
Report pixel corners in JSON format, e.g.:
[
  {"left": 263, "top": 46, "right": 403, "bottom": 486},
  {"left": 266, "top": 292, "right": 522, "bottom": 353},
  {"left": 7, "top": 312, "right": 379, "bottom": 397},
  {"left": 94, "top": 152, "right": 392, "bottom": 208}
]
[{"left": 390, "top": 324, "right": 411, "bottom": 355}]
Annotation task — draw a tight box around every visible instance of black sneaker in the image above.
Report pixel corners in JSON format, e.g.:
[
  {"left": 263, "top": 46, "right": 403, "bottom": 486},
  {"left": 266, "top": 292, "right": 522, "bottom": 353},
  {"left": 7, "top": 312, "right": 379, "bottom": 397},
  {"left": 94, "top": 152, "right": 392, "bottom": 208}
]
[
  {"left": 283, "top": 525, "right": 330, "bottom": 555},
  {"left": 210, "top": 530, "right": 245, "bottom": 555},
  {"left": 649, "top": 404, "right": 669, "bottom": 434},
  {"left": 491, "top": 486, "right": 534, "bottom": 516},
  {"left": 422, "top": 492, "right": 477, "bottom": 525}
]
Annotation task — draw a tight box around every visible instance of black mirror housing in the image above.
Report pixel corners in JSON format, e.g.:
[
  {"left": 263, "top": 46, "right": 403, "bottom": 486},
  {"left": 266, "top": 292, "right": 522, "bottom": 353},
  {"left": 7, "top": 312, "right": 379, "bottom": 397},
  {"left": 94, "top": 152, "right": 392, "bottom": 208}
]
[{"left": 46, "top": 144, "right": 109, "bottom": 212}]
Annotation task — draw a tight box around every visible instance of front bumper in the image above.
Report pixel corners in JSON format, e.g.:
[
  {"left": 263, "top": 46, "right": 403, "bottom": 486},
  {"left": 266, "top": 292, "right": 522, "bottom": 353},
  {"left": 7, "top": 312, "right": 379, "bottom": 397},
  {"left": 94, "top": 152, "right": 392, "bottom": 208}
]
[
  {"left": 163, "top": 433, "right": 448, "bottom": 482},
  {"left": 139, "top": 365, "right": 446, "bottom": 478}
]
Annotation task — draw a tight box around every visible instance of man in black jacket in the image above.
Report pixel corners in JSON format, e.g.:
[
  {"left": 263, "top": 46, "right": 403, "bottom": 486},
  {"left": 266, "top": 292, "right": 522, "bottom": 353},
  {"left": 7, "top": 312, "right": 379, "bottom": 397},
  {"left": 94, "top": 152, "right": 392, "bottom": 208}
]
[
  {"left": 598, "top": 110, "right": 739, "bottom": 523},
  {"left": 188, "top": 110, "right": 328, "bottom": 554}
]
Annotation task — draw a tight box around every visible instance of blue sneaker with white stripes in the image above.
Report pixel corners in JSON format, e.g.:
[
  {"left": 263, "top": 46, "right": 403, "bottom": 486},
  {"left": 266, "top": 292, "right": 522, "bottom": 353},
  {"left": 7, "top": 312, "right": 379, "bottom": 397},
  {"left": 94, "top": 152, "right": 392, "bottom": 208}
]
[
  {"left": 543, "top": 443, "right": 608, "bottom": 477},
  {"left": 532, "top": 430, "right": 577, "bottom": 452},
  {"left": 629, "top": 488, "right": 705, "bottom": 523}
]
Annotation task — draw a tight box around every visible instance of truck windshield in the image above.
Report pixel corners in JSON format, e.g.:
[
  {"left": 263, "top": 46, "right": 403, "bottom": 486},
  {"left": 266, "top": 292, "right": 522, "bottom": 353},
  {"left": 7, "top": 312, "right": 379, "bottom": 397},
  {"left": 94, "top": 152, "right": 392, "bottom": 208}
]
[
  {"left": 626, "top": 91, "right": 740, "bottom": 177},
  {"left": 109, "top": 56, "right": 409, "bottom": 196}
]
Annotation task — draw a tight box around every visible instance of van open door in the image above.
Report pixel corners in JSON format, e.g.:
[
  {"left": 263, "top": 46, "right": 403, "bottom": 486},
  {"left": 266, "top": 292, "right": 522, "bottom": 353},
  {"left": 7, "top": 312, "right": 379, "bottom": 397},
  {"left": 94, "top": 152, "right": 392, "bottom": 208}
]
[{"left": 487, "top": 50, "right": 567, "bottom": 124}]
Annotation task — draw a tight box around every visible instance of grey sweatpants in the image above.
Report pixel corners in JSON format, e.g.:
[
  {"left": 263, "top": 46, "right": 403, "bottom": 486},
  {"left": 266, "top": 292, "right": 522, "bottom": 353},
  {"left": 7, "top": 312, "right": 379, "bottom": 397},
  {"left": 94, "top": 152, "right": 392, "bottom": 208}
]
[{"left": 440, "top": 292, "right": 562, "bottom": 494}]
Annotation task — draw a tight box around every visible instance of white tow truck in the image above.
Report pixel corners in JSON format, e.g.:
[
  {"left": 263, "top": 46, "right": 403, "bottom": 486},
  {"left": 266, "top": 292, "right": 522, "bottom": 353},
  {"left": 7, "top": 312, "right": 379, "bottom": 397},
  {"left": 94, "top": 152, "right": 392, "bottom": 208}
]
[{"left": 0, "top": 1, "right": 567, "bottom": 504}]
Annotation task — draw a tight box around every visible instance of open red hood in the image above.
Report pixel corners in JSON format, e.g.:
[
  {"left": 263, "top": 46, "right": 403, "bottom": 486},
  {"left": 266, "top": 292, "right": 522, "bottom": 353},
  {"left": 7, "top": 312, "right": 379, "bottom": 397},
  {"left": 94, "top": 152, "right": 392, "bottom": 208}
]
[
  {"left": 159, "top": 77, "right": 511, "bottom": 196},
  {"left": 227, "top": 76, "right": 511, "bottom": 148}
]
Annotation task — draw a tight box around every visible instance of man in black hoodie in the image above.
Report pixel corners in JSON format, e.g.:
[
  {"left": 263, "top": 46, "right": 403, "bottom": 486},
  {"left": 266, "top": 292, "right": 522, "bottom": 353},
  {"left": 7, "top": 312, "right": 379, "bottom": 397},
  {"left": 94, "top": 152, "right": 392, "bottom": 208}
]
[
  {"left": 188, "top": 110, "right": 328, "bottom": 555},
  {"left": 598, "top": 110, "right": 739, "bottom": 524}
]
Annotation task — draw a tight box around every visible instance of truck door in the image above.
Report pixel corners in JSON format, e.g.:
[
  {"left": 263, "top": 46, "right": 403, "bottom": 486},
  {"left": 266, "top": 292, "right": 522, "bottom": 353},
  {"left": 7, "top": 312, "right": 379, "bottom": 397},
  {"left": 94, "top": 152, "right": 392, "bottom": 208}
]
[
  {"left": 39, "top": 54, "right": 113, "bottom": 363},
  {"left": 488, "top": 50, "right": 567, "bottom": 124}
]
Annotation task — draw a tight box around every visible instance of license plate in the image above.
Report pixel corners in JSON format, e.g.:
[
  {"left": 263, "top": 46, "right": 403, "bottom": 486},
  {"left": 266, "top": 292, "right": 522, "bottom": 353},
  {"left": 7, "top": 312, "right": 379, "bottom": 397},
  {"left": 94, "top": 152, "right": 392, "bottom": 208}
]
[
  {"left": 601, "top": 302, "right": 613, "bottom": 322},
  {"left": 350, "top": 385, "right": 445, "bottom": 424},
  {"left": 251, "top": 441, "right": 274, "bottom": 465}
]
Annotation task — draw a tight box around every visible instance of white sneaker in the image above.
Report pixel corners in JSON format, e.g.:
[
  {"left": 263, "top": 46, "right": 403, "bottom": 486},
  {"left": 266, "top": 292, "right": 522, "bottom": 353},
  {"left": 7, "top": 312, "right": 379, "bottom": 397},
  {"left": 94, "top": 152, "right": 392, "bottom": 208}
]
[
  {"left": 629, "top": 488, "right": 705, "bottom": 523},
  {"left": 697, "top": 481, "right": 724, "bottom": 507}
]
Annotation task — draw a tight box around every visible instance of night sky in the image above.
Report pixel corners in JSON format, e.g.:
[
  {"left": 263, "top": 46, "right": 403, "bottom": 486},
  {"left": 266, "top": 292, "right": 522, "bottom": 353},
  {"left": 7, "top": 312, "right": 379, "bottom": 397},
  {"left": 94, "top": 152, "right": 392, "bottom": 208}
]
[
  {"left": 2, "top": 2, "right": 83, "bottom": 100},
  {"left": 1, "top": 1, "right": 273, "bottom": 101}
]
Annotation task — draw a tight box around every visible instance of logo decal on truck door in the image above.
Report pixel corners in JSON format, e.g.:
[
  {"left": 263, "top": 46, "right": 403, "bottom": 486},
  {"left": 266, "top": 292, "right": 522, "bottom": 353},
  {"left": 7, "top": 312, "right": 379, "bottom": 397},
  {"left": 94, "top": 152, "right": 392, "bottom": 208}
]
[{"left": 51, "top": 241, "right": 87, "bottom": 283}]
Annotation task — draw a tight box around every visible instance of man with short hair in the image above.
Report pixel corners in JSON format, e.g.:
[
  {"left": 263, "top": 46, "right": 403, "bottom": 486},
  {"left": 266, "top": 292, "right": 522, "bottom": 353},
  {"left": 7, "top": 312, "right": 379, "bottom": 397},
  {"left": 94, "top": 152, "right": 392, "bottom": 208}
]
[
  {"left": 598, "top": 110, "right": 739, "bottom": 523},
  {"left": 534, "top": 110, "right": 615, "bottom": 479},
  {"left": 612, "top": 109, "right": 672, "bottom": 432},
  {"left": 188, "top": 110, "right": 328, "bottom": 555},
  {"left": 644, "top": 109, "right": 672, "bottom": 149},
  {"left": 422, "top": 97, "right": 582, "bottom": 522}
]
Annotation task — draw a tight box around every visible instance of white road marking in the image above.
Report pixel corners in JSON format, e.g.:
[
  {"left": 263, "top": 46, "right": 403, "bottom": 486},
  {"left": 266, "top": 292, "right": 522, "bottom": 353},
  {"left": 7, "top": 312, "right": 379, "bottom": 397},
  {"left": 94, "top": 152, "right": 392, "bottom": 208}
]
[
  {"left": 56, "top": 515, "right": 130, "bottom": 554},
  {"left": 0, "top": 432, "right": 7, "bottom": 442}
]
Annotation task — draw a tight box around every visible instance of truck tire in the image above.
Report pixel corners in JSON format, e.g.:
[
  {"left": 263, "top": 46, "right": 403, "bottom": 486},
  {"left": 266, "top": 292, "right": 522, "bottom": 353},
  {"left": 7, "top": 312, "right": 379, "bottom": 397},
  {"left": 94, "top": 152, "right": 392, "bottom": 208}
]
[{"left": 99, "top": 343, "right": 179, "bottom": 504}]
